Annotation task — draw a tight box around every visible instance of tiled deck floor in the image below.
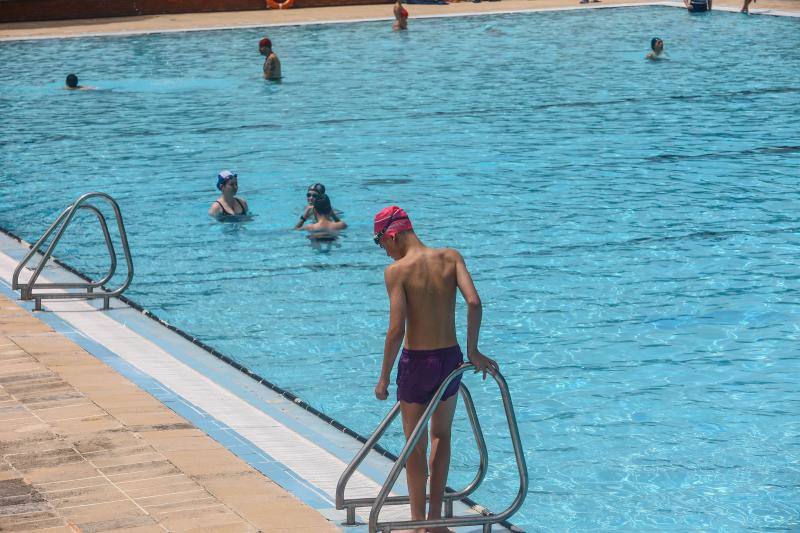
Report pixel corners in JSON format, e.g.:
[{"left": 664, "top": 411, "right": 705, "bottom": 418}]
[{"left": 0, "top": 295, "right": 337, "bottom": 532}]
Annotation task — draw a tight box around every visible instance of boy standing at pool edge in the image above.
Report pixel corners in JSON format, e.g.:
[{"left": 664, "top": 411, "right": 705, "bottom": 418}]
[{"left": 373, "top": 206, "right": 498, "bottom": 532}]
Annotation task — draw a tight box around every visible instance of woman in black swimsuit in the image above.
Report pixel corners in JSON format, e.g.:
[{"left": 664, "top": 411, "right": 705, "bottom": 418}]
[{"left": 209, "top": 170, "right": 249, "bottom": 219}]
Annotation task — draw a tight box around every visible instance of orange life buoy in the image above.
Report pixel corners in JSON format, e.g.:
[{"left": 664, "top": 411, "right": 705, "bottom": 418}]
[{"left": 267, "top": 0, "right": 294, "bottom": 9}]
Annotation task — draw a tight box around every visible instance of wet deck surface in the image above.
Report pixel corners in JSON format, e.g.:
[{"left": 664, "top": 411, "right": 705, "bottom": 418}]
[{"left": 0, "top": 295, "right": 337, "bottom": 532}]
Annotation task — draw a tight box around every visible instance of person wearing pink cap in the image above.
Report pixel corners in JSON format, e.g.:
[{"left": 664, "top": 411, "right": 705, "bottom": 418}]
[
  {"left": 259, "top": 37, "right": 281, "bottom": 80},
  {"left": 372, "top": 205, "right": 498, "bottom": 531}
]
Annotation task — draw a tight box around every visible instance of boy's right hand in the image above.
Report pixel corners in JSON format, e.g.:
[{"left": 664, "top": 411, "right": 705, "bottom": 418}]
[
  {"left": 467, "top": 350, "right": 498, "bottom": 380},
  {"left": 374, "top": 377, "right": 389, "bottom": 400}
]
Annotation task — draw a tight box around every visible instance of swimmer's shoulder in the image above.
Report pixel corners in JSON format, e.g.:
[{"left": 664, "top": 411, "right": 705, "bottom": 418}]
[
  {"left": 435, "top": 247, "right": 464, "bottom": 264},
  {"left": 384, "top": 261, "right": 406, "bottom": 284}
]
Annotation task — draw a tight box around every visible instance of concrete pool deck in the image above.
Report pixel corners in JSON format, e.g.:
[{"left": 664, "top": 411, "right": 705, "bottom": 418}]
[
  {"left": 0, "top": 0, "right": 798, "bottom": 41},
  {"left": 0, "top": 293, "right": 337, "bottom": 532}
]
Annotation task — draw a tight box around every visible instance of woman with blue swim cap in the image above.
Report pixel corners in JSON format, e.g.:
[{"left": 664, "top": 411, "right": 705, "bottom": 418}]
[{"left": 208, "top": 170, "right": 249, "bottom": 219}]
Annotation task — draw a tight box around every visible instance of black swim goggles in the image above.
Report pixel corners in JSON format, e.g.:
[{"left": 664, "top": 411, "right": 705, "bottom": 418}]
[{"left": 373, "top": 212, "right": 407, "bottom": 248}]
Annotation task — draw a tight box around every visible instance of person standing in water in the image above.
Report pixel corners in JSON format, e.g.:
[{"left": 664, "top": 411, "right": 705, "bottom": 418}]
[
  {"left": 646, "top": 38, "right": 664, "bottom": 60},
  {"left": 393, "top": 0, "right": 409, "bottom": 31},
  {"left": 259, "top": 37, "right": 282, "bottom": 80},
  {"left": 209, "top": 170, "right": 249, "bottom": 218},
  {"left": 372, "top": 205, "right": 497, "bottom": 532},
  {"left": 684, "top": 0, "right": 711, "bottom": 12},
  {"left": 297, "top": 195, "right": 347, "bottom": 237},
  {"left": 295, "top": 183, "right": 341, "bottom": 228}
]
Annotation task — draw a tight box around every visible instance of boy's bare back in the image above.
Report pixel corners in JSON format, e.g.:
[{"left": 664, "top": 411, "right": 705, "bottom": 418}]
[{"left": 388, "top": 247, "right": 461, "bottom": 350}]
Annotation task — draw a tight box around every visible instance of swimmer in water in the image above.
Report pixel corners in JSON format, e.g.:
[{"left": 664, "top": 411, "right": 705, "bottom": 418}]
[
  {"left": 684, "top": 0, "right": 711, "bottom": 12},
  {"left": 297, "top": 194, "right": 346, "bottom": 238},
  {"left": 64, "top": 73, "right": 93, "bottom": 90},
  {"left": 209, "top": 170, "right": 249, "bottom": 219},
  {"left": 393, "top": 0, "right": 409, "bottom": 31},
  {"left": 646, "top": 38, "right": 664, "bottom": 60},
  {"left": 372, "top": 205, "right": 497, "bottom": 533},
  {"left": 295, "top": 183, "right": 341, "bottom": 228},
  {"left": 259, "top": 37, "right": 282, "bottom": 81}
]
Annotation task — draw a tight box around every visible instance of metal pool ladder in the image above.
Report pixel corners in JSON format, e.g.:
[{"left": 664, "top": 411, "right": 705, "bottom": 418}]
[
  {"left": 12, "top": 192, "right": 134, "bottom": 311},
  {"left": 336, "top": 364, "right": 528, "bottom": 533}
]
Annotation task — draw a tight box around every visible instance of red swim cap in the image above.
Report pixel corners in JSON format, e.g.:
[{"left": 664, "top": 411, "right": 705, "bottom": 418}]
[
  {"left": 374, "top": 206, "right": 413, "bottom": 240},
  {"left": 259, "top": 37, "right": 272, "bottom": 49}
]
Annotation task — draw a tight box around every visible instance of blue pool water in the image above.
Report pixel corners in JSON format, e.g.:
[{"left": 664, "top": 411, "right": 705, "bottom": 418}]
[{"left": 2, "top": 6, "right": 800, "bottom": 530}]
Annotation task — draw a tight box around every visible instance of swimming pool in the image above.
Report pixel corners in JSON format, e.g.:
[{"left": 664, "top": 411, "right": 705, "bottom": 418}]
[{"left": 2, "top": 5, "right": 800, "bottom": 529}]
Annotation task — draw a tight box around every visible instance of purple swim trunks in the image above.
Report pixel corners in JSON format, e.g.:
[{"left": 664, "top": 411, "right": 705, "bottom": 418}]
[{"left": 397, "top": 345, "right": 464, "bottom": 404}]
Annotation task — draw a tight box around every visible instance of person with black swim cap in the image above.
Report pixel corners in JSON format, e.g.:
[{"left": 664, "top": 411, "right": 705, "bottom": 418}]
[
  {"left": 295, "top": 183, "right": 342, "bottom": 228},
  {"left": 64, "top": 73, "right": 93, "bottom": 90},
  {"left": 296, "top": 194, "right": 347, "bottom": 239},
  {"left": 646, "top": 38, "right": 664, "bottom": 60}
]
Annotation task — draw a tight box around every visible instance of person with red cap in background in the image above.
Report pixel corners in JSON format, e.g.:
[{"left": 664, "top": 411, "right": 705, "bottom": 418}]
[
  {"left": 393, "top": 0, "right": 409, "bottom": 31},
  {"left": 259, "top": 37, "right": 281, "bottom": 80},
  {"left": 372, "top": 205, "right": 498, "bottom": 531}
]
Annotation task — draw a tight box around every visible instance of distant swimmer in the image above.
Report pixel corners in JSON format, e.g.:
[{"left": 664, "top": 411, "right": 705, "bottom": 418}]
[
  {"left": 259, "top": 37, "right": 282, "bottom": 81},
  {"left": 64, "top": 73, "right": 93, "bottom": 90},
  {"left": 646, "top": 38, "right": 664, "bottom": 60},
  {"left": 295, "top": 183, "right": 341, "bottom": 228},
  {"left": 371, "top": 205, "right": 498, "bottom": 530},
  {"left": 297, "top": 194, "right": 347, "bottom": 238},
  {"left": 209, "top": 170, "right": 249, "bottom": 219},
  {"left": 393, "top": 0, "right": 409, "bottom": 31},
  {"left": 684, "top": 0, "right": 711, "bottom": 12}
]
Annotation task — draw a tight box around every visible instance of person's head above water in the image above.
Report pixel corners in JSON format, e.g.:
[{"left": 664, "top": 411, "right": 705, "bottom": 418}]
[
  {"left": 216, "top": 170, "right": 238, "bottom": 191},
  {"left": 259, "top": 37, "right": 272, "bottom": 55},
  {"left": 373, "top": 206, "right": 414, "bottom": 252},
  {"left": 313, "top": 194, "right": 333, "bottom": 216},
  {"left": 306, "top": 183, "right": 325, "bottom": 204},
  {"left": 651, "top": 37, "right": 664, "bottom": 52},
  {"left": 65, "top": 73, "right": 79, "bottom": 88}
]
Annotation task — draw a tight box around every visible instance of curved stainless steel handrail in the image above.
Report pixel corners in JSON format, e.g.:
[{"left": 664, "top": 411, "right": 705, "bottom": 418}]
[
  {"left": 369, "top": 365, "right": 528, "bottom": 533},
  {"left": 14, "top": 205, "right": 117, "bottom": 291},
  {"left": 335, "top": 382, "right": 489, "bottom": 524},
  {"left": 11, "top": 192, "right": 133, "bottom": 311}
]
